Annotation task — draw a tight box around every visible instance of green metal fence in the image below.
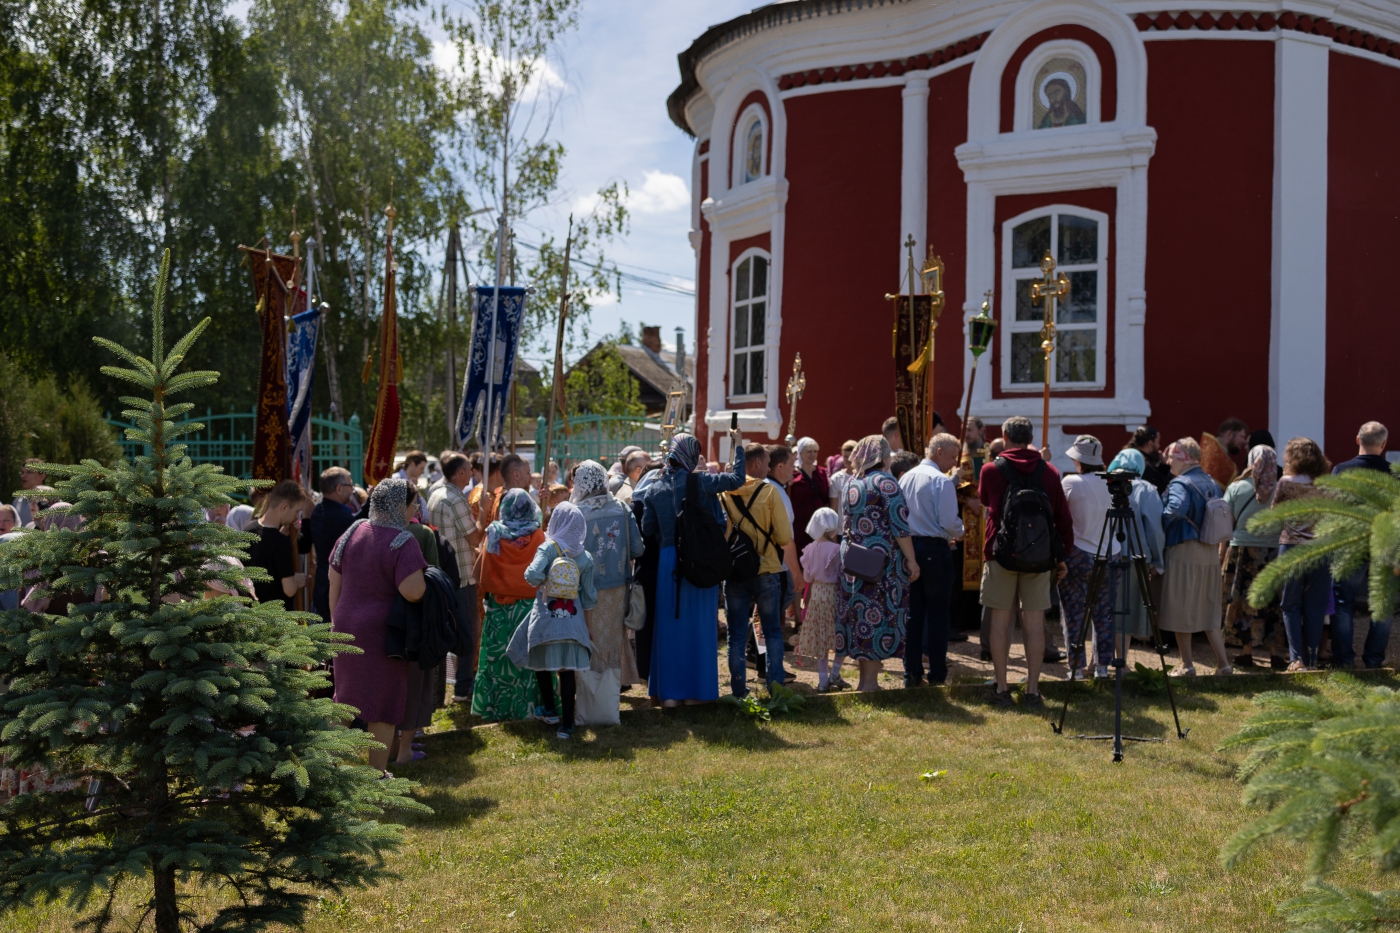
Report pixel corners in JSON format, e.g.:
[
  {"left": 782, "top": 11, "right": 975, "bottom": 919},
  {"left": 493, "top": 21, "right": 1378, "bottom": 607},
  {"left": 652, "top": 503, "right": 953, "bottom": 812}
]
[
  {"left": 108, "top": 409, "right": 365, "bottom": 486},
  {"left": 535, "top": 414, "right": 663, "bottom": 471}
]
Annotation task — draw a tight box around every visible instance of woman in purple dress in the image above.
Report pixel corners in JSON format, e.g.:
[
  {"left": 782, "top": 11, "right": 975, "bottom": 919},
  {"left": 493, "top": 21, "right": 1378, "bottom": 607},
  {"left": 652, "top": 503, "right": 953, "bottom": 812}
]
[{"left": 328, "top": 479, "right": 428, "bottom": 775}]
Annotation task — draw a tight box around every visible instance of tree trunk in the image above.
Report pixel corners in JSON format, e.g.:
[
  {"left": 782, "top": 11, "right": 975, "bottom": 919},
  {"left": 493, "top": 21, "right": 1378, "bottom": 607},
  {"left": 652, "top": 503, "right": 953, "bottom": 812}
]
[{"left": 152, "top": 859, "right": 180, "bottom": 933}]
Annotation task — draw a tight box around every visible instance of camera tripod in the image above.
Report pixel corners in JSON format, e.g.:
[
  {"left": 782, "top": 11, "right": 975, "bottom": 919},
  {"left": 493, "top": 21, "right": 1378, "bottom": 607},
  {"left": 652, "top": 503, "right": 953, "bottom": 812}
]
[{"left": 1052, "top": 473, "right": 1188, "bottom": 761}]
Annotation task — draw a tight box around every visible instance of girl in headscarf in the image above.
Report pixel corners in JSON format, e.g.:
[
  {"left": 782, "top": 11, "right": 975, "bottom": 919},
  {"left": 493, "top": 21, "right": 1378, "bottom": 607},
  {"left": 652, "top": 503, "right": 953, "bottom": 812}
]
[
  {"left": 1219, "top": 445, "right": 1285, "bottom": 669},
  {"left": 1105, "top": 449, "right": 1166, "bottom": 652},
  {"left": 569, "top": 461, "right": 643, "bottom": 711},
  {"left": 789, "top": 436, "right": 830, "bottom": 557},
  {"left": 634, "top": 429, "right": 745, "bottom": 706},
  {"left": 836, "top": 435, "right": 918, "bottom": 692},
  {"left": 797, "top": 507, "right": 843, "bottom": 691},
  {"left": 506, "top": 501, "right": 598, "bottom": 738},
  {"left": 328, "top": 479, "right": 430, "bottom": 776},
  {"left": 473, "top": 488, "right": 546, "bottom": 722}
]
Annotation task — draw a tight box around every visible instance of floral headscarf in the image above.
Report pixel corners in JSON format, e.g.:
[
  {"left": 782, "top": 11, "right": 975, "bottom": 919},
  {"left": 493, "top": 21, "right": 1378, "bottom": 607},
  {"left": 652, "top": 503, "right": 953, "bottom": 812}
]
[
  {"left": 1244, "top": 444, "right": 1278, "bottom": 505},
  {"left": 331, "top": 479, "right": 415, "bottom": 563},
  {"left": 544, "top": 500, "right": 587, "bottom": 559},
  {"left": 1107, "top": 449, "right": 1145, "bottom": 476},
  {"left": 570, "top": 460, "right": 610, "bottom": 511},
  {"left": 805, "top": 507, "right": 840, "bottom": 542},
  {"left": 486, "top": 488, "right": 542, "bottom": 554},
  {"left": 666, "top": 433, "right": 701, "bottom": 474},
  {"left": 848, "top": 435, "right": 891, "bottom": 478}
]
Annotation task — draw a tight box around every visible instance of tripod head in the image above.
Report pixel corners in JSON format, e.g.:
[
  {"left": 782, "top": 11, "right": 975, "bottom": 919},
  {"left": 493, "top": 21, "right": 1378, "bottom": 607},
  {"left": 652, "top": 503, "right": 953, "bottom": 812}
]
[{"left": 1094, "top": 469, "right": 1138, "bottom": 510}]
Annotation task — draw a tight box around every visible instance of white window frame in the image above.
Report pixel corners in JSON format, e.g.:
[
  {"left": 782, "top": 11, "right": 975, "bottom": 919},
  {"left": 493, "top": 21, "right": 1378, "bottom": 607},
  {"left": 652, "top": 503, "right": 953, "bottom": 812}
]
[
  {"left": 728, "top": 248, "right": 771, "bottom": 404},
  {"left": 1012, "top": 40, "right": 1102, "bottom": 133},
  {"left": 999, "top": 205, "right": 1109, "bottom": 392},
  {"left": 733, "top": 104, "right": 768, "bottom": 186}
]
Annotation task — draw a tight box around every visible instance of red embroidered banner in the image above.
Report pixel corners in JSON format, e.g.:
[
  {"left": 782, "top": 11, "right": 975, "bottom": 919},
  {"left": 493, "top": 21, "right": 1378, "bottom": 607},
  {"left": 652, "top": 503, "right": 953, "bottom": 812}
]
[
  {"left": 240, "top": 245, "right": 299, "bottom": 481},
  {"left": 364, "top": 214, "right": 401, "bottom": 486},
  {"left": 892, "top": 294, "right": 933, "bottom": 456}
]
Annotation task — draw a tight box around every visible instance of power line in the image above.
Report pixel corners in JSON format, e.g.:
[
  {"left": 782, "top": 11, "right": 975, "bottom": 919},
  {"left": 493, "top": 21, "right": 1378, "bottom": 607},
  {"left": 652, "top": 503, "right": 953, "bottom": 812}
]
[{"left": 513, "top": 238, "right": 695, "bottom": 296}]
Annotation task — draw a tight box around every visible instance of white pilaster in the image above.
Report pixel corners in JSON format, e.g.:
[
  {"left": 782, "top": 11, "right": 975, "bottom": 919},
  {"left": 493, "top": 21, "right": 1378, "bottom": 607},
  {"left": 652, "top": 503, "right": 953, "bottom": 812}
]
[
  {"left": 1270, "top": 32, "right": 1329, "bottom": 447},
  {"left": 901, "top": 74, "right": 930, "bottom": 278}
]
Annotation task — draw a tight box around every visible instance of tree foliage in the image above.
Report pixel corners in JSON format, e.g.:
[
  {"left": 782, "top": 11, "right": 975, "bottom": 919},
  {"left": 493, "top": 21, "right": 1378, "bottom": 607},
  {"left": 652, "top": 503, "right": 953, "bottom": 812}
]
[
  {"left": 565, "top": 344, "right": 643, "bottom": 420},
  {"left": 1221, "top": 675, "right": 1400, "bottom": 932},
  {"left": 0, "top": 354, "right": 122, "bottom": 501},
  {"left": 0, "top": 251, "right": 425, "bottom": 933},
  {"left": 1247, "top": 466, "right": 1400, "bottom": 619}
]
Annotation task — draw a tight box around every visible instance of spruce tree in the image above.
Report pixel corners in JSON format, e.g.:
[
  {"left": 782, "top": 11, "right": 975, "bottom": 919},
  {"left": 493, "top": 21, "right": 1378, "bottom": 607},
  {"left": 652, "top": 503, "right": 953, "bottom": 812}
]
[{"left": 0, "top": 250, "right": 426, "bottom": 933}]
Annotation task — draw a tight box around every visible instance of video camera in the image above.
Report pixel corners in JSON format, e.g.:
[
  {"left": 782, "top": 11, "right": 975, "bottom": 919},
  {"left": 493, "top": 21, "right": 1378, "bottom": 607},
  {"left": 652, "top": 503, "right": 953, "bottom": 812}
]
[{"left": 1093, "top": 469, "right": 1139, "bottom": 509}]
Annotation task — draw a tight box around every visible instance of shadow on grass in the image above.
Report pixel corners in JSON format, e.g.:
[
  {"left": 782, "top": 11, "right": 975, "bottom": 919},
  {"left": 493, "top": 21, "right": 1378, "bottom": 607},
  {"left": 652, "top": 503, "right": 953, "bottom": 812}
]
[{"left": 400, "top": 792, "right": 497, "bottom": 829}]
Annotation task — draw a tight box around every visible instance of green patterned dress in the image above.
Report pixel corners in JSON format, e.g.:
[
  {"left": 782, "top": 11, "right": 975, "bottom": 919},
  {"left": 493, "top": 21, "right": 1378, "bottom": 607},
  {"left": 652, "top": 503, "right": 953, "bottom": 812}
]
[{"left": 471, "top": 596, "right": 540, "bottom": 721}]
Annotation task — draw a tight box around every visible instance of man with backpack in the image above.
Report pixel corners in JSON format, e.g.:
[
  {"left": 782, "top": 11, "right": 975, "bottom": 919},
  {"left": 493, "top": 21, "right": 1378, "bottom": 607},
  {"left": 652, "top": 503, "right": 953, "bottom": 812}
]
[
  {"left": 977, "top": 416, "right": 1074, "bottom": 706},
  {"left": 722, "top": 445, "right": 794, "bottom": 697}
]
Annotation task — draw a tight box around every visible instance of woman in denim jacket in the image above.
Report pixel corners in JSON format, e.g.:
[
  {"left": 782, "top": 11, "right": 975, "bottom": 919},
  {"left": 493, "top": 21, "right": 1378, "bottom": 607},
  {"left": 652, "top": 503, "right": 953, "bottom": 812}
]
[
  {"left": 635, "top": 431, "right": 744, "bottom": 705},
  {"left": 1159, "top": 437, "right": 1232, "bottom": 676}
]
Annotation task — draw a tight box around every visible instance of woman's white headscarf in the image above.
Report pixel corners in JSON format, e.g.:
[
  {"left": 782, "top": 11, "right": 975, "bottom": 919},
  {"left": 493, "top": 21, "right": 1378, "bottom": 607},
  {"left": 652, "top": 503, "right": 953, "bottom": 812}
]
[
  {"left": 805, "top": 507, "right": 839, "bottom": 542},
  {"left": 545, "top": 500, "right": 587, "bottom": 559},
  {"left": 569, "top": 460, "right": 612, "bottom": 512}
]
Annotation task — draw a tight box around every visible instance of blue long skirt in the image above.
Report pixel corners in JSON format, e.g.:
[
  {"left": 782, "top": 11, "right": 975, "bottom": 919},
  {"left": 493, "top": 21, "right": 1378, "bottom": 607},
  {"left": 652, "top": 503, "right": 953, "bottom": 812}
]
[{"left": 648, "top": 545, "right": 720, "bottom": 702}]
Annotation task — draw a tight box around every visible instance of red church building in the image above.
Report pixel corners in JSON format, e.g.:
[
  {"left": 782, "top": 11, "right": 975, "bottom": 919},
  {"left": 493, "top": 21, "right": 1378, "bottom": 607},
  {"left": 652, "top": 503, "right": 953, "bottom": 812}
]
[{"left": 668, "top": 0, "right": 1400, "bottom": 469}]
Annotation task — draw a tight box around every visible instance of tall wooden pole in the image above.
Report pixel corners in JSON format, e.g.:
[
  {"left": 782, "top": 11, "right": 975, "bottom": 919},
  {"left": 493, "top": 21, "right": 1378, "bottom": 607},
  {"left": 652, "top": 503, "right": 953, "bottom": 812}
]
[{"left": 543, "top": 217, "right": 574, "bottom": 473}]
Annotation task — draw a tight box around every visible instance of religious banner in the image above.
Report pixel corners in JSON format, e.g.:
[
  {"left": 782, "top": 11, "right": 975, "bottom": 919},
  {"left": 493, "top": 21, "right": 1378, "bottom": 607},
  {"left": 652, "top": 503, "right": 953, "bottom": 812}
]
[
  {"left": 363, "top": 208, "right": 401, "bottom": 486},
  {"left": 892, "top": 294, "right": 934, "bottom": 456},
  {"left": 241, "top": 245, "right": 299, "bottom": 481},
  {"left": 455, "top": 285, "right": 528, "bottom": 451},
  {"left": 286, "top": 305, "right": 321, "bottom": 489}
]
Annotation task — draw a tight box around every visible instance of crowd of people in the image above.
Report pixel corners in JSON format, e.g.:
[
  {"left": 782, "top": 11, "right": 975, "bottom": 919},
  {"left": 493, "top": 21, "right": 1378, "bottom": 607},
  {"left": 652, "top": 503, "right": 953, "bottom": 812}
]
[{"left": 4, "top": 411, "right": 1393, "bottom": 775}]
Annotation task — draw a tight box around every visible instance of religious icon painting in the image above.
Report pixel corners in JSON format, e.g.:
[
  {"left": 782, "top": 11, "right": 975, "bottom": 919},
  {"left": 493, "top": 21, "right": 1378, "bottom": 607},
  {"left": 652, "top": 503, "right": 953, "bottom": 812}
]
[
  {"left": 1032, "top": 57, "right": 1088, "bottom": 129},
  {"left": 662, "top": 390, "right": 685, "bottom": 431},
  {"left": 744, "top": 120, "right": 764, "bottom": 182}
]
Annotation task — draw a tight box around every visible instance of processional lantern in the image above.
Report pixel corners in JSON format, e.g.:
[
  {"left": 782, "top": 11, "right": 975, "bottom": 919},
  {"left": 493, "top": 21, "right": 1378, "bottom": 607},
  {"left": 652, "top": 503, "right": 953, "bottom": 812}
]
[{"left": 956, "top": 290, "right": 998, "bottom": 476}]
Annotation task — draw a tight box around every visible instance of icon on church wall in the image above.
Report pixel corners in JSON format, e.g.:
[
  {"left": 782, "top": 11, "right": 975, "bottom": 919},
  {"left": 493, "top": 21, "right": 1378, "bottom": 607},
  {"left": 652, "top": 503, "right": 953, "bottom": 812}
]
[
  {"left": 744, "top": 120, "right": 764, "bottom": 182},
  {"left": 1033, "top": 57, "right": 1087, "bottom": 129}
]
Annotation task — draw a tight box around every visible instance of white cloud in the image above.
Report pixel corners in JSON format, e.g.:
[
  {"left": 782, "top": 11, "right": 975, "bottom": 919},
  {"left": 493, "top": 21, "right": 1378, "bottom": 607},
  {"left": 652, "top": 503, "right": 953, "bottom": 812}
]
[
  {"left": 628, "top": 171, "right": 690, "bottom": 215},
  {"left": 431, "top": 40, "right": 565, "bottom": 99}
]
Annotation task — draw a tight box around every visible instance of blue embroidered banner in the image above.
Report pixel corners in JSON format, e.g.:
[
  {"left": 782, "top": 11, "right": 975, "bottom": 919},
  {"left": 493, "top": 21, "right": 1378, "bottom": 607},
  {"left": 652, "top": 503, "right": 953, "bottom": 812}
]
[
  {"left": 456, "top": 285, "right": 527, "bottom": 450},
  {"left": 286, "top": 255, "right": 322, "bottom": 488}
]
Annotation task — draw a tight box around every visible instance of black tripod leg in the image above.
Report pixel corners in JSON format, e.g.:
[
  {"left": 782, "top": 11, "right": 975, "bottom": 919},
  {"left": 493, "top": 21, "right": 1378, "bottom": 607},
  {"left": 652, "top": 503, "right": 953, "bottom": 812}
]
[
  {"left": 1053, "top": 552, "right": 1109, "bottom": 735},
  {"left": 1131, "top": 552, "right": 1187, "bottom": 739}
]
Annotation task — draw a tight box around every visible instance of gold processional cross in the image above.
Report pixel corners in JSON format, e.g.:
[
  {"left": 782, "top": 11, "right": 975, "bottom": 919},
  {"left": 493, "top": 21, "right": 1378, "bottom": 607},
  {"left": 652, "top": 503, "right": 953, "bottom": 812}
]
[
  {"left": 1028, "top": 250, "right": 1069, "bottom": 454},
  {"left": 785, "top": 353, "right": 806, "bottom": 448}
]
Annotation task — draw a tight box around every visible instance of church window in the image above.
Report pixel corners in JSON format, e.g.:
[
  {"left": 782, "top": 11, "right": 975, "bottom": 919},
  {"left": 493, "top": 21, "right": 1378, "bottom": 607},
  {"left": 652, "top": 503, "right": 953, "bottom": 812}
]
[
  {"left": 743, "top": 119, "right": 764, "bottom": 182},
  {"left": 730, "top": 251, "right": 769, "bottom": 401},
  {"left": 1032, "top": 57, "right": 1088, "bottom": 130},
  {"left": 1003, "top": 209, "right": 1105, "bottom": 389}
]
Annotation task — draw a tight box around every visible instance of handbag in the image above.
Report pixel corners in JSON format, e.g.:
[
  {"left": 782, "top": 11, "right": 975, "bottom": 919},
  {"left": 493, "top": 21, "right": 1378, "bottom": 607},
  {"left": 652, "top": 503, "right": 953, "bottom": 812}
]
[
  {"left": 622, "top": 509, "right": 647, "bottom": 631},
  {"left": 841, "top": 542, "right": 887, "bottom": 583},
  {"left": 574, "top": 668, "right": 622, "bottom": 726}
]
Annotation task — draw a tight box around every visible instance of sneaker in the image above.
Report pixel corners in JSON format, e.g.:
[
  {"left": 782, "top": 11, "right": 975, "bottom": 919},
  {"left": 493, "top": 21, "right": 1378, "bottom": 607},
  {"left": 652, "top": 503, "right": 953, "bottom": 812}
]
[
  {"left": 984, "top": 687, "right": 1014, "bottom": 707},
  {"left": 1021, "top": 692, "right": 1045, "bottom": 708},
  {"left": 1213, "top": 664, "right": 1234, "bottom": 677},
  {"left": 1043, "top": 647, "right": 1066, "bottom": 664},
  {"left": 1169, "top": 665, "right": 1197, "bottom": 678},
  {"left": 532, "top": 706, "right": 560, "bottom": 725},
  {"left": 1093, "top": 665, "right": 1110, "bottom": 680},
  {"left": 829, "top": 676, "right": 852, "bottom": 691},
  {"left": 555, "top": 726, "right": 573, "bottom": 740}
]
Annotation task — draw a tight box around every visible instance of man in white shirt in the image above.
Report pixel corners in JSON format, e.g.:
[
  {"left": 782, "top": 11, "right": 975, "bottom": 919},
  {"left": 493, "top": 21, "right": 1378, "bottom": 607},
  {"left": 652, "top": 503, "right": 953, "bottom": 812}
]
[
  {"left": 1060, "top": 434, "right": 1114, "bottom": 679},
  {"left": 614, "top": 450, "right": 649, "bottom": 507},
  {"left": 899, "top": 433, "right": 966, "bottom": 686}
]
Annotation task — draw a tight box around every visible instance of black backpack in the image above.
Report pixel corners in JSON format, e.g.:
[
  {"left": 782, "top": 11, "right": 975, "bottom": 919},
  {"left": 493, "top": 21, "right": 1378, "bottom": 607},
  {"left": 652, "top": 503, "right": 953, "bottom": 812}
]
[
  {"left": 725, "top": 484, "right": 776, "bottom": 583},
  {"left": 674, "top": 471, "right": 732, "bottom": 590},
  {"left": 991, "top": 458, "right": 1063, "bottom": 573}
]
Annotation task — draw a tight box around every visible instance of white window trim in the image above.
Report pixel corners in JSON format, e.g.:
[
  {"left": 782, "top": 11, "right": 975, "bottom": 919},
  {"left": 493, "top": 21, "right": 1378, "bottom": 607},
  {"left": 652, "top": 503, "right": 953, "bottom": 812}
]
[
  {"left": 728, "top": 247, "right": 772, "bottom": 404},
  {"left": 999, "top": 204, "right": 1110, "bottom": 393},
  {"left": 733, "top": 103, "right": 769, "bottom": 186},
  {"left": 1013, "top": 39, "right": 1102, "bottom": 133}
]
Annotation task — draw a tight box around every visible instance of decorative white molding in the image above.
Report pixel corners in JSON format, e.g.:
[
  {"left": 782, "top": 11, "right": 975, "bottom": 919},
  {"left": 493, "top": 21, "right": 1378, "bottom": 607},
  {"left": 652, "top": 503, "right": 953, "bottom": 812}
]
[
  {"left": 778, "top": 56, "right": 977, "bottom": 100},
  {"left": 1012, "top": 38, "right": 1104, "bottom": 131},
  {"left": 1270, "top": 30, "right": 1329, "bottom": 446},
  {"left": 958, "top": 0, "right": 1155, "bottom": 469},
  {"left": 901, "top": 74, "right": 931, "bottom": 283}
]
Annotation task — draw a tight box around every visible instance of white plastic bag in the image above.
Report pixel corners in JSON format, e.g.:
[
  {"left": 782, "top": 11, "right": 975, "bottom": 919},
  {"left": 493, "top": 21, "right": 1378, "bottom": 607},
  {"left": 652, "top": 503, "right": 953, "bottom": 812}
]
[{"left": 574, "top": 669, "right": 621, "bottom": 726}]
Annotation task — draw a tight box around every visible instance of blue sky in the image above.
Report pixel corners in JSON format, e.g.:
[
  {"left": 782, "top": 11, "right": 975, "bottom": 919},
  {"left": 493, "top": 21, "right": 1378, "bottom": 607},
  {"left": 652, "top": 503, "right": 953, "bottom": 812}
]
[{"left": 502, "top": 0, "right": 754, "bottom": 366}]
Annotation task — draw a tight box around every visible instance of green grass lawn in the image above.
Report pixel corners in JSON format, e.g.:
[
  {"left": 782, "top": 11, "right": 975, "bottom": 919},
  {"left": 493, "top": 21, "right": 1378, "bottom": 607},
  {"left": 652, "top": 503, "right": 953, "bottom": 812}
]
[{"left": 9, "top": 674, "right": 1394, "bottom": 932}]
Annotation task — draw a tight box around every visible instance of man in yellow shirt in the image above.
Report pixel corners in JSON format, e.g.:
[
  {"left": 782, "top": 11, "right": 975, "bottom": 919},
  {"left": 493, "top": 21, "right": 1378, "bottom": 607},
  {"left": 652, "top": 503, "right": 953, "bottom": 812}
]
[{"left": 722, "top": 445, "right": 793, "bottom": 697}]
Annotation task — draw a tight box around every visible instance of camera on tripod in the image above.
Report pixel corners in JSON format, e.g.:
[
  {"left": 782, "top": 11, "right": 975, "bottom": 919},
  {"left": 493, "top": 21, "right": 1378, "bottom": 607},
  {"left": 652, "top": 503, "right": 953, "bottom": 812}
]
[{"left": 1094, "top": 469, "right": 1138, "bottom": 508}]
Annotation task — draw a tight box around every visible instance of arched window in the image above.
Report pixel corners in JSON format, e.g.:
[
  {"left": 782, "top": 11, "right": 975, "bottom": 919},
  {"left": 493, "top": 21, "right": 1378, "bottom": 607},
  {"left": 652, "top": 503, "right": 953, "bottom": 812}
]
[
  {"left": 730, "top": 251, "right": 769, "bottom": 401},
  {"left": 743, "top": 119, "right": 764, "bottom": 182},
  {"left": 1001, "top": 207, "right": 1107, "bottom": 389}
]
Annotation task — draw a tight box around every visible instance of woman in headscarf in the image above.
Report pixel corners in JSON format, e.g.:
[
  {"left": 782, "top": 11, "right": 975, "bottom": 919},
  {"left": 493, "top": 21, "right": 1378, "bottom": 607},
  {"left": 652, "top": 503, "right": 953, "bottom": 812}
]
[
  {"left": 508, "top": 500, "right": 598, "bottom": 739},
  {"left": 1159, "top": 438, "right": 1232, "bottom": 676},
  {"left": 328, "top": 479, "right": 429, "bottom": 776},
  {"left": 1270, "top": 437, "right": 1331, "bottom": 670},
  {"left": 473, "top": 488, "right": 547, "bottom": 722},
  {"left": 634, "top": 429, "right": 745, "bottom": 706},
  {"left": 570, "top": 461, "right": 643, "bottom": 711},
  {"left": 789, "top": 437, "right": 830, "bottom": 557},
  {"left": 1105, "top": 449, "right": 1165, "bottom": 653},
  {"left": 836, "top": 435, "right": 918, "bottom": 692},
  {"left": 1219, "top": 444, "right": 1285, "bottom": 669}
]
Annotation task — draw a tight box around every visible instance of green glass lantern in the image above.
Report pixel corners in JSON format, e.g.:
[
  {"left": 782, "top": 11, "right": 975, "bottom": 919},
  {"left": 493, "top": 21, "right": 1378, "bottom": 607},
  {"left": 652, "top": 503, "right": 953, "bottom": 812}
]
[{"left": 968, "top": 296, "right": 997, "bottom": 359}]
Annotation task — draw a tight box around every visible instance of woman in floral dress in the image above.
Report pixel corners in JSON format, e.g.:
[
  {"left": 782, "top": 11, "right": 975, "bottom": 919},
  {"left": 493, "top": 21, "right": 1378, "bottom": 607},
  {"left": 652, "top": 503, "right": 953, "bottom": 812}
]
[
  {"left": 836, "top": 435, "right": 919, "bottom": 692},
  {"left": 472, "top": 489, "right": 546, "bottom": 721}
]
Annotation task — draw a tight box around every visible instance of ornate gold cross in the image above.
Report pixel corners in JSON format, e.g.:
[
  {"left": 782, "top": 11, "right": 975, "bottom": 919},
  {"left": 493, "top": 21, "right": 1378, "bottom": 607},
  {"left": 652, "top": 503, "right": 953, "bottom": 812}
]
[
  {"left": 1029, "top": 250, "right": 1069, "bottom": 451},
  {"left": 785, "top": 353, "right": 805, "bottom": 447}
]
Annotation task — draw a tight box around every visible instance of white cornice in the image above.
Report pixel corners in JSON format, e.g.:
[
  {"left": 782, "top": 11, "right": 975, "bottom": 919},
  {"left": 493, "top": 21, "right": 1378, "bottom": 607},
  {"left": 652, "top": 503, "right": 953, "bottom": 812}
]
[
  {"left": 957, "top": 126, "right": 1158, "bottom": 189},
  {"left": 700, "top": 177, "right": 789, "bottom": 240}
]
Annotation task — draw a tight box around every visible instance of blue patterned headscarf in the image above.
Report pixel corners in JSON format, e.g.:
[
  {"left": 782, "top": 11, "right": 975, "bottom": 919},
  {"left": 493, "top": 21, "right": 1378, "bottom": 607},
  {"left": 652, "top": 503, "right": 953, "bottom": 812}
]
[
  {"left": 486, "top": 488, "right": 541, "bottom": 554},
  {"left": 666, "top": 434, "right": 701, "bottom": 474},
  {"left": 1107, "top": 448, "right": 1145, "bottom": 476}
]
